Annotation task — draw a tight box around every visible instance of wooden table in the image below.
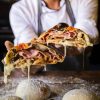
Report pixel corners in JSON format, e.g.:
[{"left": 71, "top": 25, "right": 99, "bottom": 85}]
[
  {"left": 0, "top": 71, "right": 100, "bottom": 99},
  {"left": 32, "top": 71, "right": 100, "bottom": 82},
  {"left": 0, "top": 71, "right": 100, "bottom": 83}
]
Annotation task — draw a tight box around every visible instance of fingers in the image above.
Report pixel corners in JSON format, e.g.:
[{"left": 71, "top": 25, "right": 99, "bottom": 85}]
[{"left": 5, "top": 41, "right": 14, "bottom": 51}]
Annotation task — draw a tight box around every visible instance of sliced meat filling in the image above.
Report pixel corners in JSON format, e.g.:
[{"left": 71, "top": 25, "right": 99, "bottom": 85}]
[
  {"left": 18, "top": 48, "right": 47, "bottom": 61},
  {"left": 44, "top": 49, "right": 64, "bottom": 64}
]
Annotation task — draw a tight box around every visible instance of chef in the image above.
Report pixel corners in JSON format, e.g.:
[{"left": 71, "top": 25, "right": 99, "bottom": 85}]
[{"left": 5, "top": 0, "right": 99, "bottom": 70}]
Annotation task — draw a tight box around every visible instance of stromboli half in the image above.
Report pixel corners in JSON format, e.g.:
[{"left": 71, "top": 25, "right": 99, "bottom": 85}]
[
  {"left": 3, "top": 41, "right": 64, "bottom": 75},
  {"left": 38, "top": 23, "right": 93, "bottom": 48},
  {"left": 37, "top": 23, "right": 69, "bottom": 44}
]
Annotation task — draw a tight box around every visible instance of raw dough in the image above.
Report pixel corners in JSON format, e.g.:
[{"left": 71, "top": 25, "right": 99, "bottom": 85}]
[
  {"left": 5, "top": 96, "right": 22, "bottom": 100},
  {"left": 62, "top": 89, "right": 98, "bottom": 100},
  {"left": 15, "top": 79, "right": 51, "bottom": 100}
]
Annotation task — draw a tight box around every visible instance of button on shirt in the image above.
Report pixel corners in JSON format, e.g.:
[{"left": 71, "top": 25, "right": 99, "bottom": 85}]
[{"left": 9, "top": 0, "right": 99, "bottom": 45}]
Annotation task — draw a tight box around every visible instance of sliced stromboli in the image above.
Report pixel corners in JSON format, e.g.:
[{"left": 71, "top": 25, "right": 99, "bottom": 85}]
[
  {"left": 48, "top": 26, "right": 77, "bottom": 40},
  {"left": 4, "top": 43, "right": 47, "bottom": 66},
  {"left": 3, "top": 41, "right": 64, "bottom": 83},
  {"left": 37, "top": 24, "right": 93, "bottom": 58},
  {"left": 45, "top": 26, "right": 77, "bottom": 45},
  {"left": 59, "top": 28, "right": 93, "bottom": 48},
  {"left": 3, "top": 23, "right": 93, "bottom": 84},
  {"left": 3, "top": 42, "right": 47, "bottom": 83},
  {"left": 30, "top": 41, "right": 64, "bottom": 64},
  {"left": 4, "top": 42, "right": 64, "bottom": 67},
  {"left": 38, "top": 24, "right": 93, "bottom": 48},
  {"left": 37, "top": 23, "right": 69, "bottom": 44}
]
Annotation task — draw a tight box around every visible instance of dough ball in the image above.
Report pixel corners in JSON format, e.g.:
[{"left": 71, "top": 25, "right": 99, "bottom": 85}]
[
  {"left": 62, "top": 89, "right": 98, "bottom": 100},
  {"left": 15, "top": 79, "right": 51, "bottom": 100},
  {"left": 5, "top": 96, "right": 22, "bottom": 100}
]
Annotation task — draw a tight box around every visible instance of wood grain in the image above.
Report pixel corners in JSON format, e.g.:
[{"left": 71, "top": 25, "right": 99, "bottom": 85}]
[{"left": 0, "top": 71, "right": 100, "bottom": 83}]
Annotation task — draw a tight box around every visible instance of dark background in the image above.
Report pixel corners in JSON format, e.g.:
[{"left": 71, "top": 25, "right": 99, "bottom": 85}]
[{"left": 0, "top": 0, "right": 100, "bottom": 71}]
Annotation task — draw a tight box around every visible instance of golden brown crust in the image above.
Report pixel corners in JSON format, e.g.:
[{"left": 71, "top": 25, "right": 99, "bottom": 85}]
[
  {"left": 38, "top": 25, "right": 92, "bottom": 48},
  {"left": 4, "top": 41, "right": 64, "bottom": 68}
]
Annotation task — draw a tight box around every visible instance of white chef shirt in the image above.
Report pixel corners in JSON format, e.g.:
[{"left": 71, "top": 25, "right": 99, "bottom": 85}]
[{"left": 9, "top": 0, "right": 99, "bottom": 45}]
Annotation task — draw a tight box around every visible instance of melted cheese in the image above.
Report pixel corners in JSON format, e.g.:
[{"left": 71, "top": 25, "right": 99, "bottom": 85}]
[
  {"left": 28, "top": 66, "right": 30, "bottom": 81},
  {"left": 82, "top": 48, "right": 85, "bottom": 70},
  {"left": 4, "top": 64, "right": 14, "bottom": 84},
  {"left": 64, "top": 45, "right": 66, "bottom": 58},
  {"left": 44, "top": 65, "right": 47, "bottom": 71}
]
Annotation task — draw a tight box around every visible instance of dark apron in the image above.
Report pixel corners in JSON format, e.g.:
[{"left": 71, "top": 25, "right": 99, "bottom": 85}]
[{"left": 37, "top": 0, "right": 90, "bottom": 71}]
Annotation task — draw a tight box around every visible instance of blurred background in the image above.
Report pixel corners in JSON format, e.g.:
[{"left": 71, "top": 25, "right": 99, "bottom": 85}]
[{"left": 0, "top": 0, "right": 100, "bottom": 71}]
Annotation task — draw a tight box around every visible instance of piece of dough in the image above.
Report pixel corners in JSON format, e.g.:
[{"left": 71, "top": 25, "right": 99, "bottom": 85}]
[
  {"left": 62, "top": 89, "right": 98, "bottom": 100},
  {"left": 5, "top": 96, "right": 22, "bottom": 100},
  {"left": 15, "top": 79, "right": 51, "bottom": 100}
]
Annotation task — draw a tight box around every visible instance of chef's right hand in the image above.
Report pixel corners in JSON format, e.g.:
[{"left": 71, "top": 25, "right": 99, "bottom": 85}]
[
  {"left": 4, "top": 40, "right": 14, "bottom": 51},
  {"left": 3, "top": 41, "right": 14, "bottom": 64}
]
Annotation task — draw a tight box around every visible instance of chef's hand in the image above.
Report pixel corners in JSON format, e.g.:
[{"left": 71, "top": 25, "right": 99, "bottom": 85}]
[
  {"left": 3, "top": 40, "right": 14, "bottom": 63},
  {"left": 4, "top": 40, "right": 14, "bottom": 51}
]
